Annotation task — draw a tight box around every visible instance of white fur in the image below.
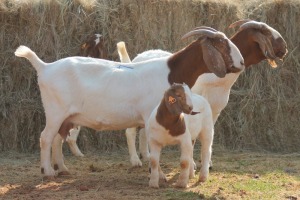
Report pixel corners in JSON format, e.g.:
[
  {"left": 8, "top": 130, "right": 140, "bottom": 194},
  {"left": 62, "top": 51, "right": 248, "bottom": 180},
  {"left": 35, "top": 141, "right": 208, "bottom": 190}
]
[
  {"left": 147, "top": 85, "right": 214, "bottom": 188},
  {"left": 94, "top": 34, "right": 101, "bottom": 45}
]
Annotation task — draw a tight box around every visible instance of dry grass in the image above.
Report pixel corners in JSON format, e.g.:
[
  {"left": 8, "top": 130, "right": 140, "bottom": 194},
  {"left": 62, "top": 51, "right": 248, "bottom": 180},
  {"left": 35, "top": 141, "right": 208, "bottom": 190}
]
[
  {"left": 0, "top": 0, "right": 299, "bottom": 152},
  {"left": 0, "top": 146, "right": 299, "bottom": 199}
]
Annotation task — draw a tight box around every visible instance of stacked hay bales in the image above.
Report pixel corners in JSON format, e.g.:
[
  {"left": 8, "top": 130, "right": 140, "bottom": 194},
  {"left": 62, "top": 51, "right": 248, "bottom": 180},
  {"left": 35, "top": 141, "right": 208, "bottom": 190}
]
[{"left": 0, "top": 0, "right": 299, "bottom": 152}]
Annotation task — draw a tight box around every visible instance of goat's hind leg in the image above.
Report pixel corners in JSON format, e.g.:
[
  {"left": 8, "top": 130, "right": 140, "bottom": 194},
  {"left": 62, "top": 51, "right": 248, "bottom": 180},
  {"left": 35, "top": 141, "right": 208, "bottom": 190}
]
[
  {"left": 67, "top": 126, "right": 84, "bottom": 157},
  {"left": 40, "top": 120, "right": 63, "bottom": 179},
  {"left": 52, "top": 134, "right": 70, "bottom": 176}
]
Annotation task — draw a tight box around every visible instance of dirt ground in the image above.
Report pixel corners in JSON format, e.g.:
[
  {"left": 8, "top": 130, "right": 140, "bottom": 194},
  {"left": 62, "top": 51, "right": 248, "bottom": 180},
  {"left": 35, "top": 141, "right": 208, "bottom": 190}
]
[{"left": 0, "top": 146, "right": 300, "bottom": 200}]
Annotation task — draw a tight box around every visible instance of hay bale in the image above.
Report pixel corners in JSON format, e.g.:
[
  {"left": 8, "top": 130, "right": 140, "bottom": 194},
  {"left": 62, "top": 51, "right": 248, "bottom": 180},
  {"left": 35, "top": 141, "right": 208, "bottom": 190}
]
[
  {"left": 214, "top": 0, "right": 300, "bottom": 152},
  {"left": 1, "top": 0, "right": 299, "bottom": 153}
]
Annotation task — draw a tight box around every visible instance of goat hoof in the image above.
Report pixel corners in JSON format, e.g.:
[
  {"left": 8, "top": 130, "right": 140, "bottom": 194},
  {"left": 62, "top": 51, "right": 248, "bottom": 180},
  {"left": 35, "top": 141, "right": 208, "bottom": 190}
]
[
  {"left": 130, "top": 156, "right": 143, "bottom": 167},
  {"left": 58, "top": 171, "right": 71, "bottom": 176},
  {"left": 42, "top": 176, "right": 56, "bottom": 181},
  {"left": 149, "top": 180, "right": 159, "bottom": 188},
  {"left": 174, "top": 181, "right": 188, "bottom": 188},
  {"left": 198, "top": 176, "right": 207, "bottom": 183}
]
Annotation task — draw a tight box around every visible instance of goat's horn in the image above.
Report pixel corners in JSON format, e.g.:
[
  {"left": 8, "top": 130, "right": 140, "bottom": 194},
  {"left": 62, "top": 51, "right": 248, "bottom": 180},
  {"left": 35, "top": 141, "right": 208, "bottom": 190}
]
[
  {"left": 239, "top": 21, "right": 271, "bottom": 34},
  {"left": 193, "top": 26, "right": 218, "bottom": 32},
  {"left": 229, "top": 19, "right": 252, "bottom": 29},
  {"left": 181, "top": 29, "right": 224, "bottom": 40}
]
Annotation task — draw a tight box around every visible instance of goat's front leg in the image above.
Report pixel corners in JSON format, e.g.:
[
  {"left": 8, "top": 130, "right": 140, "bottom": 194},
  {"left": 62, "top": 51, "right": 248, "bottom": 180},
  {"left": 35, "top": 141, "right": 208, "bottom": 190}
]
[
  {"left": 175, "top": 136, "right": 193, "bottom": 188},
  {"left": 66, "top": 126, "right": 84, "bottom": 157},
  {"left": 198, "top": 131, "right": 213, "bottom": 182},
  {"left": 126, "top": 127, "right": 142, "bottom": 167},
  {"left": 138, "top": 128, "right": 150, "bottom": 161},
  {"left": 52, "top": 134, "right": 70, "bottom": 176},
  {"left": 149, "top": 140, "right": 162, "bottom": 188}
]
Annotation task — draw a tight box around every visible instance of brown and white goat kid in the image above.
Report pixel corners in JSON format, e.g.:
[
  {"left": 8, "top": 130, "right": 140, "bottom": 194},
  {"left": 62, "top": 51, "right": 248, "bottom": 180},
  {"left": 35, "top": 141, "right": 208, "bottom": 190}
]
[
  {"left": 15, "top": 28, "right": 244, "bottom": 178},
  {"left": 116, "top": 20, "right": 288, "bottom": 167},
  {"left": 147, "top": 83, "right": 213, "bottom": 188}
]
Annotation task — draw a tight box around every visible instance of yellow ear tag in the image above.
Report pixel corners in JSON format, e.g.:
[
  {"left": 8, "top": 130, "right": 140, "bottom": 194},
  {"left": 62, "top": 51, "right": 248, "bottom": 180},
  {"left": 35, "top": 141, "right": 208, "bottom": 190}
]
[{"left": 168, "top": 96, "right": 176, "bottom": 104}]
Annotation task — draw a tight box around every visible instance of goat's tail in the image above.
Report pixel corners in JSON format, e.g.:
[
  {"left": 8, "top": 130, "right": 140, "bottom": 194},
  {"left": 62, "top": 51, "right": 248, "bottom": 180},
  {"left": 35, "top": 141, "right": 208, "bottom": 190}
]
[
  {"left": 117, "top": 41, "right": 132, "bottom": 63},
  {"left": 14, "top": 45, "right": 46, "bottom": 73}
]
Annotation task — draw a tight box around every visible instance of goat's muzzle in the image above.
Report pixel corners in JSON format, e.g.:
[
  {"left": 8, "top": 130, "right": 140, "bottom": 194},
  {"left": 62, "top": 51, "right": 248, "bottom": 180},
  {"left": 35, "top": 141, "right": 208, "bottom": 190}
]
[{"left": 228, "top": 65, "right": 244, "bottom": 73}]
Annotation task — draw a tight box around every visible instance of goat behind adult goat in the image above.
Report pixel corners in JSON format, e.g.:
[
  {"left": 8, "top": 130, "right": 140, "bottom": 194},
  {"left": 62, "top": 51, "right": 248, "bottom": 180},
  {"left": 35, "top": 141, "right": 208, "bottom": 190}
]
[{"left": 15, "top": 28, "right": 244, "bottom": 178}]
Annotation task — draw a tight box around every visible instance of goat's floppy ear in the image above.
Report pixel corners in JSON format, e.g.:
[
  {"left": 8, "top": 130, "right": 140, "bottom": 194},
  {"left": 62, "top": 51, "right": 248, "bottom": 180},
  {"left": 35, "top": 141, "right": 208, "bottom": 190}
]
[
  {"left": 201, "top": 38, "right": 226, "bottom": 78},
  {"left": 252, "top": 31, "right": 277, "bottom": 67},
  {"left": 164, "top": 90, "right": 182, "bottom": 115}
]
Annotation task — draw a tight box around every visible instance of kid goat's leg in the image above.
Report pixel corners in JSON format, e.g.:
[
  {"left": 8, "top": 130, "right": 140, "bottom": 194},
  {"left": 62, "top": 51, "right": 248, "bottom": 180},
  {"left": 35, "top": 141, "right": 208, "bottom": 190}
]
[
  {"left": 149, "top": 139, "right": 162, "bottom": 188},
  {"left": 198, "top": 129, "right": 213, "bottom": 182},
  {"left": 175, "top": 134, "right": 193, "bottom": 188}
]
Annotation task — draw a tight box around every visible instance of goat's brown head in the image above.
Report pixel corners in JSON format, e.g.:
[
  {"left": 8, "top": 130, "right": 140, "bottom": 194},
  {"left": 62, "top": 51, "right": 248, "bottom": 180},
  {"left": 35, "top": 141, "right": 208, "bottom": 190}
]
[
  {"left": 181, "top": 28, "right": 245, "bottom": 78},
  {"left": 80, "top": 34, "right": 108, "bottom": 59},
  {"left": 229, "top": 19, "right": 288, "bottom": 68},
  {"left": 164, "top": 83, "right": 193, "bottom": 115}
]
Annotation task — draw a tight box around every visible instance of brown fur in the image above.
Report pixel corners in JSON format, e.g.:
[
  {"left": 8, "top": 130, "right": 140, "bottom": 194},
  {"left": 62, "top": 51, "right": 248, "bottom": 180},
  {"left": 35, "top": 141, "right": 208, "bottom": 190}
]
[
  {"left": 180, "top": 160, "right": 189, "bottom": 169},
  {"left": 58, "top": 121, "right": 74, "bottom": 140},
  {"left": 53, "top": 164, "right": 59, "bottom": 170},
  {"left": 230, "top": 27, "right": 287, "bottom": 68},
  {"left": 167, "top": 37, "right": 236, "bottom": 88},
  {"left": 150, "top": 157, "right": 158, "bottom": 169},
  {"left": 79, "top": 34, "right": 108, "bottom": 59},
  {"left": 156, "top": 84, "right": 191, "bottom": 137}
]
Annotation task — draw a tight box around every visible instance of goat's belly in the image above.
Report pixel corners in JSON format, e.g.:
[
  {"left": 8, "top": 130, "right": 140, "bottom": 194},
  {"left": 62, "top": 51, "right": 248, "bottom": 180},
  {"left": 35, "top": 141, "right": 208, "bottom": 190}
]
[{"left": 69, "top": 114, "right": 143, "bottom": 131}]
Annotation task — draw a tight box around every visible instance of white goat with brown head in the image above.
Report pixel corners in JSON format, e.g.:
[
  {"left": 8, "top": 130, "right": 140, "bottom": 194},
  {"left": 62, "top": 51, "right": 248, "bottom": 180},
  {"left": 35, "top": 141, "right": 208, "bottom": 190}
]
[{"left": 147, "top": 83, "right": 214, "bottom": 188}]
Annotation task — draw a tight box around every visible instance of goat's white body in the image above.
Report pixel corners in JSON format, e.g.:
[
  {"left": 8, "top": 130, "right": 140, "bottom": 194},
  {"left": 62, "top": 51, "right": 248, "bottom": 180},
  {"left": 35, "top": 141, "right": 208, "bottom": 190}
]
[
  {"left": 147, "top": 93, "right": 214, "bottom": 188},
  {"left": 40, "top": 56, "right": 171, "bottom": 129},
  {"left": 15, "top": 46, "right": 178, "bottom": 176},
  {"left": 132, "top": 50, "right": 172, "bottom": 62}
]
